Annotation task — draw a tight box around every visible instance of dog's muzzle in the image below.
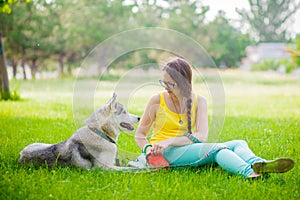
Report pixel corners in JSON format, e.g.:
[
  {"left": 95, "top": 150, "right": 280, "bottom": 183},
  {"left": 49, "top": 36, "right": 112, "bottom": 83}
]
[{"left": 120, "top": 122, "right": 135, "bottom": 131}]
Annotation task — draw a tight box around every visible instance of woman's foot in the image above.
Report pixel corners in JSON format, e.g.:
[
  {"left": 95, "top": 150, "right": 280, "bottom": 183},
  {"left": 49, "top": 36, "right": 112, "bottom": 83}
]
[
  {"left": 252, "top": 158, "right": 294, "bottom": 173},
  {"left": 248, "top": 172, "right": 261, "bottom": 179},
  {"left": 127, "top": 153, "right": 147, "bottom": 168}
]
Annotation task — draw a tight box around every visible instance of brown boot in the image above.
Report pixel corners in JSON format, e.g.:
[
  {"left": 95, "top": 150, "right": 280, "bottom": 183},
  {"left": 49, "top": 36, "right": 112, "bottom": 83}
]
[{"left": 252, "top": 158, "right": 294, "bottom": 173}]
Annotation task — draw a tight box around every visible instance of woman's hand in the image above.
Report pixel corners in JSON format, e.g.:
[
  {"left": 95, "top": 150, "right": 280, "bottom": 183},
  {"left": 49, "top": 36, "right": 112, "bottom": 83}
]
[{"left": 151, "top": 139, "right": 172, "bottom": 155}]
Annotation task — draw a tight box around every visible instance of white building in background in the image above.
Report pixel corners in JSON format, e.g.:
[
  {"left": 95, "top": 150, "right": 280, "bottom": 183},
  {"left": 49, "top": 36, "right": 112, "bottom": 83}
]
[{"left": 241, "top": 43, "right": 290, "bottom": 70}]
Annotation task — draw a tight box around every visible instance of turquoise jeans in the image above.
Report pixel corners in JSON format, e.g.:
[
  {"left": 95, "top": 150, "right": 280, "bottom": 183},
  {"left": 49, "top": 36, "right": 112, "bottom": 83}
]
[{"left": 162, "top": 140, "right": 264, "bottom": 178}]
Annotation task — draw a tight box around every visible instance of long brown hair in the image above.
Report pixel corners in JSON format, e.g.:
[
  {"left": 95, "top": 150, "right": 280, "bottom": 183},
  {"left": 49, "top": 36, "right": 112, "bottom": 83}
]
[{"left": 163, "top": 57, "right": 193, "bottom": 134}]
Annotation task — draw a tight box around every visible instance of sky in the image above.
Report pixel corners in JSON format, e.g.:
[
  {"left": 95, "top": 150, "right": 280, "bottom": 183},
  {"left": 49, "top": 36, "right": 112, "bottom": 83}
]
[{"left": 202, "top": 0, "right": 300, "bottom": 36}]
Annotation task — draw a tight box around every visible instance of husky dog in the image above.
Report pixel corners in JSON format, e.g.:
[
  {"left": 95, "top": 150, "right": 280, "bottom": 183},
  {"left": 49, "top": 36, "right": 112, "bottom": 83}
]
[{"left": 19, "top": 93, "right": 140, "bottom": 170}]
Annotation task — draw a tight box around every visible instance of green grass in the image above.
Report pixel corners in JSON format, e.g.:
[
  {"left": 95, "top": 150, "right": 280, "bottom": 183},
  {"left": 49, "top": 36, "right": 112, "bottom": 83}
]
[{"left": 1, "top": 70, "right": 300, "bottom": 199}]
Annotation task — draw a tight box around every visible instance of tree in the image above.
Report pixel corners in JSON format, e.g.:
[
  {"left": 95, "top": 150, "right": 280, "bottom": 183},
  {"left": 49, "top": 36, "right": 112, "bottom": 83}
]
[
  {"left": 164, "top": 0, "right": 209, "bottom": 35},
  {"left": 4, "top": 0, "right": 61, "bottom": 79},
  {"left": 2, "top": 1, "right": 32, "bottom": 80},
  {"left": 197, "top": 11, "right": 252, "bottom": 67},
  {"left": 0, "top": 8, "right": 12, "bottom": 99},
  {"left": 0, "top": 31, "right": 10, "bottom": 99},
  {"left": 237, "top": 0, "right": 300, "bottom": 42},
  {"left": 0, "top": 0, "right": 31, "bottom": 99}
]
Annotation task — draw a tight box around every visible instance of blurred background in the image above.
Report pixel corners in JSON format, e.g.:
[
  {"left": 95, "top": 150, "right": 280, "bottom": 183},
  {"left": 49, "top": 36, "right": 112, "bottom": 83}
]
[{"left": 0, "top": 0, "right": 300, "bottom": 99}]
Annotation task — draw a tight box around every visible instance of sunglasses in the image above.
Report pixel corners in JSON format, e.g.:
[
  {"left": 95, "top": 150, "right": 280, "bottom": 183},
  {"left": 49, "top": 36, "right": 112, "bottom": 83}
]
[{"left": 159, "top": 80, "right": 177, "bottom": 89}]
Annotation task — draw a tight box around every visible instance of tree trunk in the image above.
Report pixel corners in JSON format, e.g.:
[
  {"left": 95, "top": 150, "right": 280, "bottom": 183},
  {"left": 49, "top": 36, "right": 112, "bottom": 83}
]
[
  {"left": 0, "top": 32, "right": 10, "bottom": 100},
  {"left": 58, "top": 51, "right": 65, "bottom": 77},
  {"left": 67, "top": 52, "right": 76, "bottom": 75},
  {"left": 30, "top": 59, "right": 38, "bottom": 79},
  {"left": 12, "top": 58, "right": 18, "bottom": 78},
  {"left": 21, "top": 47, "right": 27, "bottom": 80}
]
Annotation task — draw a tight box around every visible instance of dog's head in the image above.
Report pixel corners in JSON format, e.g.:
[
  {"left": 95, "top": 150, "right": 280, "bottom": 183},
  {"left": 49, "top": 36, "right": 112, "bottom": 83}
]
[{"left": 84, "top": 93, "right": 140, "bottom": 138}]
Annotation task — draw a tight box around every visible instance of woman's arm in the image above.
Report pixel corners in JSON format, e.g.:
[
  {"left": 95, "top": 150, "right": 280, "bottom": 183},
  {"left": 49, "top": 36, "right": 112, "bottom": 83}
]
[
  {"left": 193, "top": 95, "right": 208, "bottom": 142},
  {"left": 134, "top": 94, "right": 160, "bottom": 154}
]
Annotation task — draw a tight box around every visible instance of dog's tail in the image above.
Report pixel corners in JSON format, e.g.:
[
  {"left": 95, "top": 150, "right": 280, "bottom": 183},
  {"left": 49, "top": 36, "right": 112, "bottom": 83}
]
[{"left": 19, "top": 142, "right": 68, "bottom": 166}]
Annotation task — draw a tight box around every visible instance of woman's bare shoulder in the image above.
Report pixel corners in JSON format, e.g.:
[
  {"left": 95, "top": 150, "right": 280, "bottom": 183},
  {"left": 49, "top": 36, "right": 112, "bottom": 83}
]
[
  {"left": 148, "top": 93, "right": 161, "bottom": 105},
  {"left": 195, "top": 94, "right": 207, "bottom": 106},
  {"left": 197, "top": 94, "right": 206, "bottom": 101}
]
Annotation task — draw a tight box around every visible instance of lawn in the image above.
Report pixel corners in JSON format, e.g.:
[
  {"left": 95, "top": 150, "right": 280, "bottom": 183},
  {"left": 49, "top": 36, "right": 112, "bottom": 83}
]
[{"left": 0, "top": 69, "right": 299, "bottom": 200}]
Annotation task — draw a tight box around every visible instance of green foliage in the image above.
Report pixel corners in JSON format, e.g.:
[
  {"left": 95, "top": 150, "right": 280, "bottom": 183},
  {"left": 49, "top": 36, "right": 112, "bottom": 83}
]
[
  {"left": 251, "top": 58, "right": 295, "bottom": 74},
  {"left": 0, "top": 0, "right": 18, "bottom": 14},
  {"left": 0, "top": 0, "right": 257, "bottom": 77},
  {"left": 0, "top": 0, "right": 297, "bottom": 83},
  {"left": 9, "top": 79, "right": 21, "bottom": 100},
  {"left": 278, "top": 58, "right": 295, "bottom": 74},
  {"left": 251, "top": 60, "right": 279, "bottom": 72},
  {"left": 110, "top": 49, "right": 160, "bottom": 71},
  {"left": 295, "top": 36, "right": 300, "bottom": 67},
  {"left": 0, "top": 73, "right": 300, "bottom": 199},
  {"left": 10, "top": 88, "right": 20, "bottom": 100},
  {"left": 0, "top": 0, "right": 32, "bottom": 14},
  {"left": 199, "top": 11, "right": 252, "bottom": 67},
  {"left": 0, "top": 87, "right": 21, "bottom": 100}
]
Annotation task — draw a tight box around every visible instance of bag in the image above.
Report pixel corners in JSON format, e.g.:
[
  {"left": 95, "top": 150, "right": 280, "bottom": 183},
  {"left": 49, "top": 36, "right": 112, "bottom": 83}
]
[{"left": 146, "top": 153, "right": 169, "bottom": 167}]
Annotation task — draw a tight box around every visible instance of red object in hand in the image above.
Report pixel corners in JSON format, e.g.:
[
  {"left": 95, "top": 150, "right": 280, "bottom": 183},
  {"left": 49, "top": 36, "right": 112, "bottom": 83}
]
[{"left": 146, "top": 153, "right": 169, "bottom": 167}]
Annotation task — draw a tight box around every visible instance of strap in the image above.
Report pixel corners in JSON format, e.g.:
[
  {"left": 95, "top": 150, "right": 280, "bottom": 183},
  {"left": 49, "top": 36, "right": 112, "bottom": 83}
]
[
  {"left": 142, "top": 143, "right": 152, "bottom": 154},
  {"left": 160, "top": 92, "right": 166, "bottom": 107},
  {"left": 184, "top": 132, "right": 201, "bottom": 143}
]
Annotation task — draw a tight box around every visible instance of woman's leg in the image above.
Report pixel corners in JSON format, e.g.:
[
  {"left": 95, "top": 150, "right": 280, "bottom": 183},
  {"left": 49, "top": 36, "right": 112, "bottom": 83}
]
[
  {"left": 216, "top": 141, "right": 295, "bottom": 175},
  {"left": 163, "top": 142, "right": 257, "bottom": 178},
  {"left": 214, "top": 148, "right": 255, "bottom": 177},
  {"left": 223, "top": 140, "right": 264, "bottom": 165},
  {"left": 162, "top": 143, "right": 218, "bottom": 166}
]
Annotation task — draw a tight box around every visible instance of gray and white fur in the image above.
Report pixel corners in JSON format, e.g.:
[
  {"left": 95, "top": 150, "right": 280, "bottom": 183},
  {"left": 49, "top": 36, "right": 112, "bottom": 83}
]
[{"left": 19, "top": 93, "right": 140, "bottom": 170}]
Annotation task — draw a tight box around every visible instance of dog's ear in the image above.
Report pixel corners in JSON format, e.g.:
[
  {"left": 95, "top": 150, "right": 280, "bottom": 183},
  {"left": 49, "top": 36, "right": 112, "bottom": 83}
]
[{"left": 106, "top": 92, "right": 117, "bottom": 112}]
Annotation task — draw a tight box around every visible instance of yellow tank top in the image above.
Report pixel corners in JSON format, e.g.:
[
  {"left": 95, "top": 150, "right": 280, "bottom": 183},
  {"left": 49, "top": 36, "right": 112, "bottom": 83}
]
[{"left": 150, "top": 92, "right": 198, "bottom": 144}]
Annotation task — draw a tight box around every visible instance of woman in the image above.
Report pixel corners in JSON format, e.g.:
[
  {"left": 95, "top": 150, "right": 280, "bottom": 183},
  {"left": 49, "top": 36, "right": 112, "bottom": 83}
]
[{"left": 128, "top": 57, "right": 294, "bottom": 178}]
